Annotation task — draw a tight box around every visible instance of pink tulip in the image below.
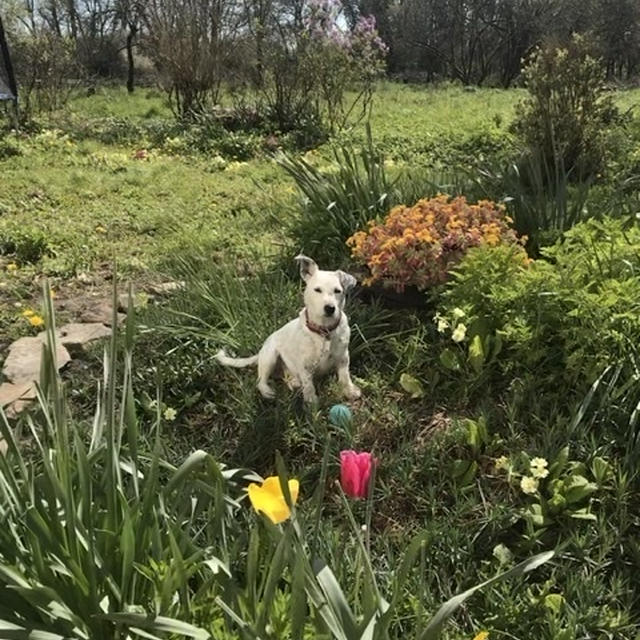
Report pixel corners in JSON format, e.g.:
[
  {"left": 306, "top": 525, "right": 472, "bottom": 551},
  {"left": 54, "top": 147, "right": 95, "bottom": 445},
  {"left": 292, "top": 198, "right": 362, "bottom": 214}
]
[{"left": 340, "top": 450, "right": 375, "bottom": 499}]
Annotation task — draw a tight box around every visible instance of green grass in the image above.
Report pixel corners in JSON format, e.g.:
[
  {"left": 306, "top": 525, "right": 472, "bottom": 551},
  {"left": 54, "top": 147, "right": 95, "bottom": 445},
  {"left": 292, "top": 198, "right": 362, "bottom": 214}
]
[
  {"left": 368, "top": 83, "right": 523, "bottom": 138},
  {"left": 66, "top": 85, "right": 171, "bottom": 119},
  {"left": 1, "top": 81, "right": 640, "bottom": 638}
]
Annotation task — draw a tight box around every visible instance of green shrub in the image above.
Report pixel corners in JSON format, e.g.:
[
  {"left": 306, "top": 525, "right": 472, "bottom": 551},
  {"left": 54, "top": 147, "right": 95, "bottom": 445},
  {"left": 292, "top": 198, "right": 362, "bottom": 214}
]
[
  {"left": 213, "top": 131, "right": 262, "bottom": 160},
  {"left": 437, "top": 217, "right": 640, "bottom": 407},
  {"left": 511, "top": 34, "right": 619, "bottom": 181},
  {"left": 0, "top": 223, "right": 52, "bottom": 263},
  {"left": 0, "top": 136, "right": 22, "bottom": 160}
]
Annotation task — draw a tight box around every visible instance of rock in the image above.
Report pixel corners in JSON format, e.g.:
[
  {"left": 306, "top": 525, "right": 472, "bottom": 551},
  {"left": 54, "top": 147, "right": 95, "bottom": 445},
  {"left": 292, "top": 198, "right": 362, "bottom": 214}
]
[
  {"left": 57, "top": 323, "right": 112, "bottom": 356},
  {"left": 76, "top": 272, "right": 94, "bottom": 284},
  {"left": 81, "top": 300, "right": 124, "bottom": 326},
  {"left": 118, "top": 291, "right": 136, "bottom": 312},
  {"left": 148, "top": 281, "right": 185, "bottom": 296},
  {"left": 57, "top": 297, "right": 124, "bottom": 326},
  {"left": 2, "top": 336, "right": 71, "bottom": 384},
  {"left": 0, "top": 381, "right": 36, "bottom": 407},
  {"left": 5, "top": 399, "right": 32, "bottom": 419}
]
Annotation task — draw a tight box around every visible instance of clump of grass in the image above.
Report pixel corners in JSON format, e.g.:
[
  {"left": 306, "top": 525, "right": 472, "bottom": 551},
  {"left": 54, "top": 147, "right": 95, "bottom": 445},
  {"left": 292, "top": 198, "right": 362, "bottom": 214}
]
[{"left": 279, "top": 125, "right": 475, "bottom": 268}]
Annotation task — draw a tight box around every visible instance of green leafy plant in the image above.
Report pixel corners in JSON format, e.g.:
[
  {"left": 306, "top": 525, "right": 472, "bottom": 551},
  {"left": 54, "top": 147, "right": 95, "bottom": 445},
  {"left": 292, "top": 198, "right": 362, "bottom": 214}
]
[
  {"left": 448, "top": 416, "right": 491, "bottom": 488},
  {"left": 278, "top": 125, "right": 396, "bottom": 267},
  {"left": 0, "top": 284, "right": 256, "bottom": 638},
  {"left": 435, "top": 305, "right": 504, "bottom": 383},
  {"left": 437, "top": 217, "right": 640, "bottom": 409},
  {"left": 494, "top": 448, "right": 600, "bottom": 532}
]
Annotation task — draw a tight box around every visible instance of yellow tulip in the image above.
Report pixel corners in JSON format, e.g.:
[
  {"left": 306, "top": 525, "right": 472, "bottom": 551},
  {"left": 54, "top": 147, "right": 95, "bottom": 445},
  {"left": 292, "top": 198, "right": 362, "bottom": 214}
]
[{"left": 247, "top": 476, "right": 299, "bottom": 524}]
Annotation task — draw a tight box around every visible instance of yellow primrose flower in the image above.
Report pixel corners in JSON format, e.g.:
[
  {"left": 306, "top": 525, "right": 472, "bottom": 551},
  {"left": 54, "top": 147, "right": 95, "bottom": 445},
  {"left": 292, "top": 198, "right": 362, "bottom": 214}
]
[
  {"left": 6, "top": 262, "right": 18, "bottom": 272},
  {"left": 473, "top": 632, "right": 489, "bottom": 640},
  {"left": 28, "top": 315, "right": 45, "bottom": 327},
  {"left": 452, "top": 307, "right": 465, "bottom": 319},
  {"left": 163, "top": 407, "right": 177, "bottom": 421},
  {"left": 21, "top": 309, "right": 35, "bottom": 318},
  {"left": 248, "top": 476, "right": 299, "bottom": 524},
  {"left": 452, "top": 323, "right": 467, "bottom": 343},
  {"left": 494, "top": 455, "right": 510, "bottom": 472},
  {"left": 520, "top": 476, "right": 539, "bottom": 495},
  {"left": 530, "top": 457, "right": 549, "bottom": 479}
]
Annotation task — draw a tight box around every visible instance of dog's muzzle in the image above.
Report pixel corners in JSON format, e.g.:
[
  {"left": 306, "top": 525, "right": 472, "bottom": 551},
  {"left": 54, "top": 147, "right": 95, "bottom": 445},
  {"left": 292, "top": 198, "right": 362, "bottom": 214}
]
[{"left": 324, "top": 304, "right": 336, "bottom": 317}]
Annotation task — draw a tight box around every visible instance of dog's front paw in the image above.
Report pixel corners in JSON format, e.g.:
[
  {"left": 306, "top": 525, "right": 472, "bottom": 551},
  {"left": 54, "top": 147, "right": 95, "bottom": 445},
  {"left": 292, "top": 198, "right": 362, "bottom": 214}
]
[
  {"left": 258, "top": 383, "right": 276, "bottom": 400},
  {"left": 344, "top": 385, "right": 361, "bottom": 401}
]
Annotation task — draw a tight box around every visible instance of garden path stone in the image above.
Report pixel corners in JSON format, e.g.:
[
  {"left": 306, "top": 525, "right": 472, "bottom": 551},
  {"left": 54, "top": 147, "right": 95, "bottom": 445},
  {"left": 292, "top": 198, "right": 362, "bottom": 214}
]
[
  {"left": 117, "top": 291, "right": 140, "bottom": 312},
  {"left": 57, "top": 297, "right": 125, "bottom": 326},
  {"left": 0, "top": 381, "right": 36, "bottom": 407},
  {"left": 57, "top": 323, "right": 112, "bottom": 355},
  {"left": 2, "top": 336, "right": 71, "bottom": 384},
  {"left": 5, "top": 400, "right": 32, "bottom": 419},
  {"left": 148, "top": 281, "right": 185, "bottom": 296}
]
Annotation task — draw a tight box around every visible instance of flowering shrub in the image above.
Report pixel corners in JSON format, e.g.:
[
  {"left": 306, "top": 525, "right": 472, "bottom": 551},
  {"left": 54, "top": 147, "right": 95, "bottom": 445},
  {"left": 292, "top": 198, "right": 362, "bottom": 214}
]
[
  {"left": 347, "top": 195, "right": 521, "bottom": 292},
  {"left": 258, "top": 0, "right": 387, "bottom": 135},
  {"left": 301, "top": 0, "right": 388, "bottom": 132}
]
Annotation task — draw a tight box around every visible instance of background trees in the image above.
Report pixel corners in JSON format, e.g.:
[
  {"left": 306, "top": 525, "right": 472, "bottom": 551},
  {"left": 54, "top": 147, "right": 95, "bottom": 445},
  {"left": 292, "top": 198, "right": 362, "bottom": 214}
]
[{"left": 2, "top": 0, "right": 640, "bottom": 119}]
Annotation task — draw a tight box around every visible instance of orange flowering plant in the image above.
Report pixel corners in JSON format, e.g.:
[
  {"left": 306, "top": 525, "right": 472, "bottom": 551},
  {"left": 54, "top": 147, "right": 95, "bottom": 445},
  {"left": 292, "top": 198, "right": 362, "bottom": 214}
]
[{"left": 347, "top": 195, "right": 521, "bottom": 292}]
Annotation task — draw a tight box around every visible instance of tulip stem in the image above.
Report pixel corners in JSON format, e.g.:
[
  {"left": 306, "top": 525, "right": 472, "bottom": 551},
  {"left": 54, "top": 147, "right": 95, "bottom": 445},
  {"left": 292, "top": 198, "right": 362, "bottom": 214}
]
[
  {"left": 337, "top": 487, "right": 384, "bottom": 606},
  {"left": 311, "top": 432, "right": 333, "bottom": 558},
  {"left": 364, "top": 459, "right": 376, "bottom": 555}
]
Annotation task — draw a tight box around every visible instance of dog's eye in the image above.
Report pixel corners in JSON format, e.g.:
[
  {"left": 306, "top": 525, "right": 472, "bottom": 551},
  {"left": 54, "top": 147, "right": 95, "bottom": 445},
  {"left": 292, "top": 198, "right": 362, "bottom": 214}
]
[
  {"left": 314, "top": 287, "right": 322, "bottom": 293},
  {"left": 334, "top": 288, "right": 342, "bottom": 294}
]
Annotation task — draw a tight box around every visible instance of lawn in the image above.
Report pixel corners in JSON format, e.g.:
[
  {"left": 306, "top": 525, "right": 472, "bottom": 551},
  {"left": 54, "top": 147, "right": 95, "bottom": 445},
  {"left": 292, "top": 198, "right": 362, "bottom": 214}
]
[{"left": 1, "top": 81, "right": 640, "bottom": 639}]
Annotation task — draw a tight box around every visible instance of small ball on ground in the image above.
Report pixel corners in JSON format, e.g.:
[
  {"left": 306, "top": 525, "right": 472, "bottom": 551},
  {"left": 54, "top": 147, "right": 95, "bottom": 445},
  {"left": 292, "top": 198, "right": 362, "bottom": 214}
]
[{"left": 329, "top": 404, "right": 352, "bottom": 428}]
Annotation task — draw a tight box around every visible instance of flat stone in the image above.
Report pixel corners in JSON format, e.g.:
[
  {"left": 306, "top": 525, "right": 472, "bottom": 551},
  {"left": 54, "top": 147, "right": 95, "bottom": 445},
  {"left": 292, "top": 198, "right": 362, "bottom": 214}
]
[
  {"left": 148, "top": 281, "right": 185, "bottom": 296},
  {"left": 2, "top": 336, "right": 71, "bottom": 384},
  {"left": 57, "top": 323, "right": 112, "bottom": 355},
  {"left": 117, "top": 292, "right": 136, "bottom": 312},
  {"left": 56, "top": 297, "right": 124, "bottom": 326},
  {"left": 80, "top": 300, "right": 125, "bottom": 326},
  {"left": 0, "top": 381, "right": 36, "bottom": 407},
  {"left": 5, "top": 399, "right": 31, "bottom": 419}
]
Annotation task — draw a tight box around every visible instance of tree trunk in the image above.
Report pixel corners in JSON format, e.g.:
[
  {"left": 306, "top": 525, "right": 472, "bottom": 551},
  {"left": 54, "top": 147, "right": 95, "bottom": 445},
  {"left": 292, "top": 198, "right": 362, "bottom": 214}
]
[
  {"left": 0, "top": 13, "right": 18, "bottom": 100},
  {"left": 66, "top": 0, "right": 78, "bottom": 40},
  {"left": 126, "top": 22, "right": 138, "bottom": 93}
]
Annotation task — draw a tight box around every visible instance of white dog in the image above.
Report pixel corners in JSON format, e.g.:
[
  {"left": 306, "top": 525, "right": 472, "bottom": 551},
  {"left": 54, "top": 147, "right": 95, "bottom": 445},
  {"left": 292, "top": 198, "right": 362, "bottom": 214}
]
[{"left": 215, "top": 255, "right": 361, "bottom": 404}]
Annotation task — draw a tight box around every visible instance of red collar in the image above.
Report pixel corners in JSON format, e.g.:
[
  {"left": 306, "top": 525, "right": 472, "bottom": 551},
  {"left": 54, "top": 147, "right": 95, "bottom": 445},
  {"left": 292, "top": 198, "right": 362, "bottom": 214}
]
[{"left": 305, "top": 309, "right": 341, "bottom": 339}]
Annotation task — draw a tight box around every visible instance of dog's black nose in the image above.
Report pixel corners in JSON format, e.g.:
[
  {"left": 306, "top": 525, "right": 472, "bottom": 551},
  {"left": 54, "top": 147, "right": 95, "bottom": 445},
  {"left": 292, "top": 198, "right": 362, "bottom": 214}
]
[{"left": 324, "top": 304, "right": 336, "bottom": 316}]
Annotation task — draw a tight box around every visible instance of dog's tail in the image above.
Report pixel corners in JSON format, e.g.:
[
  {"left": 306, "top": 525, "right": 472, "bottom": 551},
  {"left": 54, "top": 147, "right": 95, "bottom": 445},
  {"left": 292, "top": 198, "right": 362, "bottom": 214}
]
[{"left": 215, "top": 349, "right": 259, "bottom": 368}]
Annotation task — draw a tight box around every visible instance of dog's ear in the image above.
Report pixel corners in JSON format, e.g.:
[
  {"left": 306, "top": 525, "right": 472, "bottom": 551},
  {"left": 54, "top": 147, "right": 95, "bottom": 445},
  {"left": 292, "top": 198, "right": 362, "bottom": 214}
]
[
  {"left": 294, "top": 254, "right": 318, "bottom": 281},
  {"left": 337, "top": 270, "right": 357, "bottom": 292}
]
